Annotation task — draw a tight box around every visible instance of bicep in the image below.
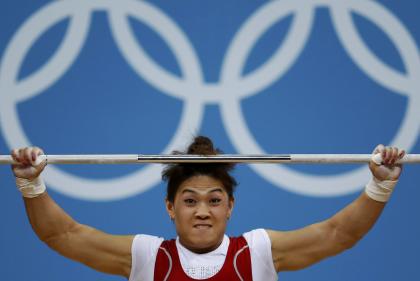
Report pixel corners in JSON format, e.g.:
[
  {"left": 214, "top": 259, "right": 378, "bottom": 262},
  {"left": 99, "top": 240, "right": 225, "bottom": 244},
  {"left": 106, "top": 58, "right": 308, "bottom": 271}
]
[
  {"left": 267, "top": 221, "right": 346, "bottom": 272},
  {"left": 45, "top": 223, "right": 134, "bottom": 277}
]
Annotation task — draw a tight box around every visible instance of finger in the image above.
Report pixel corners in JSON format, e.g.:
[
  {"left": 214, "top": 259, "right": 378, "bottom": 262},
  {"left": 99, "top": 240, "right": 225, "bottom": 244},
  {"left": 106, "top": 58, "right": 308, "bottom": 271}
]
[
  {"left": 393, "top": 147, "right": 400, "bottom": 164},
  {"left": 23, "top": 147, "right": 33, "bottom": 166},
  {"left": 374, "top": 144, "right": 385, "bottom": 155},
  {"left": 32, "top": 147, "right": 43, "bottom": 164},
  {"left": 33, "top": 147, "right": 46, "bottom": 167},
  {"left": 382, "top": 146, "right": 390, "bottom": 164},
  {"left": 29, "top": 147, "right": 41, "bottom": 166},
  {"left": 11, "top": 149, "right": 20, "bottom": 163},
  {"left": 371, "top": 144, "right": 385, "bottom": 165},
  {"left": 32, "top": 146, "right": 44, "bottom": 156},
  {"left": 15, "top": 148, "right": 24, "bottom": 163},
  {"left": 31, "top": 150, "right": 37, "bottom": 163},
  {"left": 386, "top": 146, "right": 396, "bottom": 165},
  {"left": 398, "top": 150, "right": 406, "bottom": 159},
  {"left": 390, "top": 147, "right": 398, "bottom": 165},
  {"left": 387, "top": 146, "right": 395, "bottom": 165},
  {"left": 11, "top": 149, "right": 23, "bottom": 169},
  {"left": 16, "top": 148, "right": 24, "bottom": 164}
]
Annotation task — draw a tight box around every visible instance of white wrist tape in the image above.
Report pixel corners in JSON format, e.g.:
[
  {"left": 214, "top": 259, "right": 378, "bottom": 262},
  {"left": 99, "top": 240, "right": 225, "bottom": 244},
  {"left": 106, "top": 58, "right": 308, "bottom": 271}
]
[
  {"left": 16, "top": 177, "right": 46, "bottom": 198},
  {"left": 365, "top": 177, "right": 397, "bottom": 202}
]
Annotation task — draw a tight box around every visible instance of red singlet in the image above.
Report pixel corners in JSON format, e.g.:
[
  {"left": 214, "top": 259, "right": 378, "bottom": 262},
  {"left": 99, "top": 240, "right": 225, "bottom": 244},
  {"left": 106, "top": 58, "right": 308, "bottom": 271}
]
[{"left": 154, "top": 237, "right": 253, "bottom": 281}]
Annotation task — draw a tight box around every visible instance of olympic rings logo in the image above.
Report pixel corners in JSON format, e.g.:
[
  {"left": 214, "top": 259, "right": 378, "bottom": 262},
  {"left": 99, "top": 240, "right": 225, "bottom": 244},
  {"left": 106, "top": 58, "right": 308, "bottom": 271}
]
[{"left": 0, "top": 0, "right": 419, "bottom": 201}]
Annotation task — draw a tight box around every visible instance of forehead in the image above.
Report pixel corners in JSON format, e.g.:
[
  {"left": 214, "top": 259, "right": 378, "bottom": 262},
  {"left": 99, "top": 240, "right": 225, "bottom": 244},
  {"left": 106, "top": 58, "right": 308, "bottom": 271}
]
[{"left": 178, "top": 175, "right": 225, "bottom": 193}]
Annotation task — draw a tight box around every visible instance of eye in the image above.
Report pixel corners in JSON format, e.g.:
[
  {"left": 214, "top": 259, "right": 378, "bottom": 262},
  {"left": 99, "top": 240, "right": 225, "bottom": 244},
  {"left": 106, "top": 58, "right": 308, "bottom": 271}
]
[
  {"left": 184, "top": 198, "right": 196, "bottom": 206},
  {"left": 209, "top": 198, "right": 222, "bottom": 205}
]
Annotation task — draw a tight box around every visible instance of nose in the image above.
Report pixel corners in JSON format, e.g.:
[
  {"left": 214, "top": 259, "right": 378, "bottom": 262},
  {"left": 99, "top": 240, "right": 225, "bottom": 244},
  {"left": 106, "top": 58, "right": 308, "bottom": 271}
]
[{"left": 195, "top": 202, "right": 210, "bottom": 219}]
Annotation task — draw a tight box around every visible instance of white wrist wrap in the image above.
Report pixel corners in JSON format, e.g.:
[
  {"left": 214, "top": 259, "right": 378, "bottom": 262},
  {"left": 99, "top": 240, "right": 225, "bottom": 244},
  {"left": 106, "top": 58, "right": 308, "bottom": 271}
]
[
  {"left": 365, "top": 177, "right": 397, "bottom": 202},
  {"left": 16, "top": 177, "right": 46, "bottom": 198}
]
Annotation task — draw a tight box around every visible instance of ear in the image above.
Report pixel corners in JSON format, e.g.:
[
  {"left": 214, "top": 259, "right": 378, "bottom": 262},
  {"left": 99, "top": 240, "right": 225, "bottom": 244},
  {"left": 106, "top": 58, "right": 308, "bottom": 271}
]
[
  {"left": 227, "top": 196, "right": 235, "bottom": 220},
  {"left": 165, "top": 198, "right": 175, "bottom": 220}
]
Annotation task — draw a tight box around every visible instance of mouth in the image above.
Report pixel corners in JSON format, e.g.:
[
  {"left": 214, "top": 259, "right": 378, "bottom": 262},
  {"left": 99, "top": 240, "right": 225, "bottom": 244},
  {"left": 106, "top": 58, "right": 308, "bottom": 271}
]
[{"left": 194, "top": 224, "right": 212, "bottom": 229}]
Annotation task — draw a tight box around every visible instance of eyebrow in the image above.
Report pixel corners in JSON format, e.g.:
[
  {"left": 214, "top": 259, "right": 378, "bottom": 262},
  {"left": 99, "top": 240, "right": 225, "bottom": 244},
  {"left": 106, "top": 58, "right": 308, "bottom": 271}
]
[{"left": 181, "top": 188, "right": 224, "bottom": 195}]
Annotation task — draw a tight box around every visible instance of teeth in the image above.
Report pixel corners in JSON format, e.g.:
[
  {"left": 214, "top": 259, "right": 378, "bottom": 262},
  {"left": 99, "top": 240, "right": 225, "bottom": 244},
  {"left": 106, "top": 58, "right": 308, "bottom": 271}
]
[{"left": 195, "top": 225, "right": 211, "bottom": 228}]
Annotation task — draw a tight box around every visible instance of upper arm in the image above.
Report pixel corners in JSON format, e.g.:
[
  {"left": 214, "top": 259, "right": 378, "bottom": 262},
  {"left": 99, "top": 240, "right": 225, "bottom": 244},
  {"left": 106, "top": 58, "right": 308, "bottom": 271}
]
[
  {"left": 266, "top": 220, "right": 352, "bottom": 272},
  {"left": 44, "top": 223, "right": 135, "bottom": 278},
  {"left": 266, "top": 193, "right": 385, "bottom": 272}
]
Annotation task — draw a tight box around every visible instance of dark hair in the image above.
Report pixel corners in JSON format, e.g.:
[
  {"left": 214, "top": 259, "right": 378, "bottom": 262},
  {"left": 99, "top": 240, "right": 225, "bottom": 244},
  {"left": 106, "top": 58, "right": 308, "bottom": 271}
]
[{"left": 162, "top": 136, "right": 237, "bottom": 203}]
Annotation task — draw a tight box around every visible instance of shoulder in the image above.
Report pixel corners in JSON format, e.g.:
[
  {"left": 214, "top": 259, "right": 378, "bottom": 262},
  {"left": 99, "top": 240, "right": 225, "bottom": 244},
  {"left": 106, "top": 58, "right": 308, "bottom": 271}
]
[
  {"left": 242, "top": 228, "right": 271, "bottom": 249},
  {"left": 132, "top": 234, "right": 165, "bottom": 253},
  {"left": 129, "top": 234, "right": 165, "bottom": 281}
]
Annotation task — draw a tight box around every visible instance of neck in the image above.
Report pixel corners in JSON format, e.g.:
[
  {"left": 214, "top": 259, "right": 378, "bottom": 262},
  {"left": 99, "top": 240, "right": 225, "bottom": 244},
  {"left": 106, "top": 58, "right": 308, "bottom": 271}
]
[{"left": 178, "top": 236, "right": 225, "bottom": 254}]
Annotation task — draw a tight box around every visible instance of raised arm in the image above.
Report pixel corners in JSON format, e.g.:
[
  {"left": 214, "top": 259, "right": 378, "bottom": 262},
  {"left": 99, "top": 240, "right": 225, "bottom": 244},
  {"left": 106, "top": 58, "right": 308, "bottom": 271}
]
[
  {"left": 11, "top": 147, "right": 134, "bottom": 278},
  {"left": 266, "top": 145, "right": 405, "bottom": 272}
]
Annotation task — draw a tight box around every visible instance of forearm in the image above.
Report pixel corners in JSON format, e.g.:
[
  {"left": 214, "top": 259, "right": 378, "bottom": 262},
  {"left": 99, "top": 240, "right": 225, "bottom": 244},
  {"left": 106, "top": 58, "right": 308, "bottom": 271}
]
[
  {"left": 23, "top": 192, "right": 79, "bottom": 243},
  {"left": 329, "top": 146, "right": 404, "bottom": 247},
  {"left": 328, "top": 192, "right": 386, "bottom": 248},
  {"left": 23, "top": 193, "right": 99, "bottom": 267},
  {"left": 13, "top": 148, "right": 133, "bottom": 277},
  {"left": 269, "top": 146, "right": 403, "bottom": 271},
  {"left": 268, "top": 192, "right": 387, "bottom": 272}
]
